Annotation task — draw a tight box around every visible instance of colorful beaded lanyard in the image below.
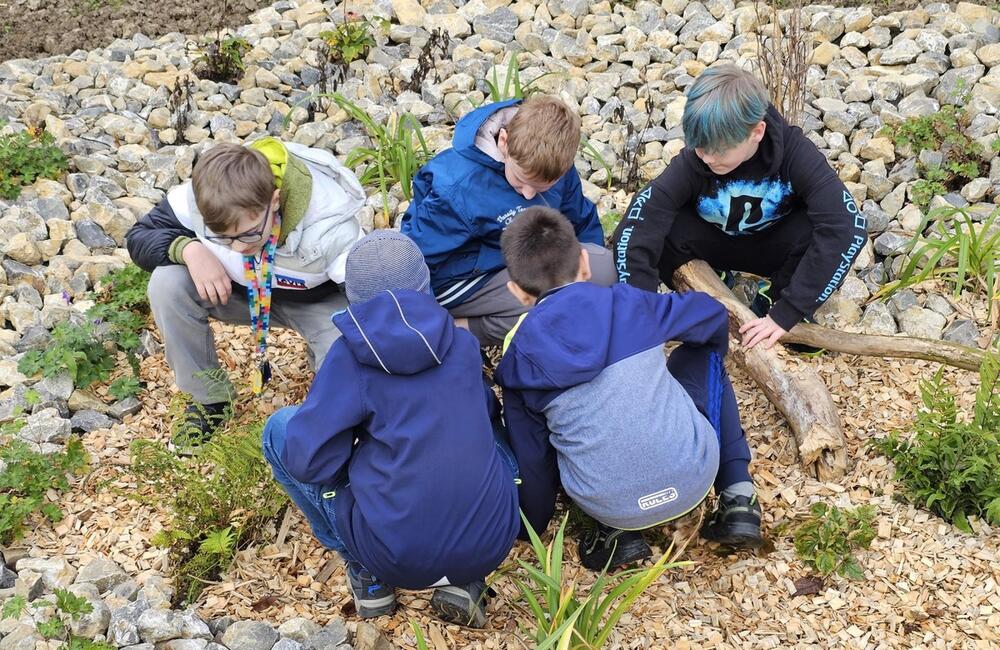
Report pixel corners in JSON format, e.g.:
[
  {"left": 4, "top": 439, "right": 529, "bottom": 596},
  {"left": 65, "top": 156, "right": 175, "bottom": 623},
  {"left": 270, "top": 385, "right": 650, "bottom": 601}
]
[{"left": 243, "top": 211, "right": 282, "bottom": 395}]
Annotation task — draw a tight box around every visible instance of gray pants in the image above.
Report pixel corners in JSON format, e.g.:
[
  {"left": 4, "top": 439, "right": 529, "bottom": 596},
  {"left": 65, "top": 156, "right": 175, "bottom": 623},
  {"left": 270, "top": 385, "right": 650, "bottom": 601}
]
[
  {"left": 148, "top": 265, "right": 348, "bottom": 404},
  {"left": 449, "top": 244, "right": 618, "bottom": 346}
]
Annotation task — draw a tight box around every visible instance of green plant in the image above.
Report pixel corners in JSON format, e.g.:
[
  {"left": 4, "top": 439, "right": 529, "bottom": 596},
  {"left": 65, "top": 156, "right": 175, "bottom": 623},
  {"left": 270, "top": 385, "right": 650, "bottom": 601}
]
[
  {"left": 599, "top": 211, "right": 622, "bottom": 243},
  {"left": 126, "top": 420, "right": 287, "bottom": 604},
  {"left": 109, "top": 376, "right": 142, "bottom": 401},
  {"left": 194, "top": 33, "right": 251, "bottom": 83},
  {"left": 580, "top": 138, "right": 613, "bottom": 192},
  {"left": 296, "top": 93, "right": 430, "bottom": 228},
  {"left": 17, "top": 320, "right": 116, "bottom": 388},
  {"left": 319, "top": 10, "right": 386, "bottom": 65},
  {"left": 2, "top": 588, "right": 115, "bottom": 650},
  {"left": 0, "top": 123, "right": 69, "bottom": 200},
  {"left": 511, "top": 514, "right": 686, "bottom": 648},
  {"left": 876, "top": 206, "right": 1000, "bottom": 321},
  {"left": 0, "top": 437, "right": 87, "bottom": 544},
  {"left": 792, "top": 502, "right": 875, "bottom": 579},
  {"left": 480, "top": 53, "right": 558, "bottom": 104},
  {"left": 872, "top": 354, "right": 1000, "bottom": 533},
  {"left": 409, "top": 620, "right": 429, "bottom": 650}
]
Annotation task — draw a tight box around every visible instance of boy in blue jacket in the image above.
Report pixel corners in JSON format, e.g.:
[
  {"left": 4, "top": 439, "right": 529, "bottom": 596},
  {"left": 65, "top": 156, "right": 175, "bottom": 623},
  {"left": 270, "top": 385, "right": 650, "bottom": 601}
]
[
  {"left": 262, "top": 231, "right": 520, "bottom": 627},
  {"left": 496, "top": 207, "right": 762, "bottom": 571},
  {"left": 401, "top": 95, "right": 616, "bottom": 346}
]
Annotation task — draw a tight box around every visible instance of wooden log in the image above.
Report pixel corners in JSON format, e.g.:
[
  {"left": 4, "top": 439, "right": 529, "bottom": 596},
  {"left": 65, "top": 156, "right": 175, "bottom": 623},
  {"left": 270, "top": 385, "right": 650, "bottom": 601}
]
[
  {"left": 673, "top": 261, "right": 848, "bottom": 480},
  {"left": 782, "top": 322, "right": 987, "bottom": 371}
]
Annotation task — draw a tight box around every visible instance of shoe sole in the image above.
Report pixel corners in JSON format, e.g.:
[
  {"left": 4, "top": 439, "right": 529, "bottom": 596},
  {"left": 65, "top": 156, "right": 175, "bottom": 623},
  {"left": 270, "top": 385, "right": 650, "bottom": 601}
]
[
  {"left": 580, "top": 540, "right": 653, "bottom": 572},
  {"left": 702, "top": 522, "right": 765, "bottom": 549},
  {"left": 354, "top": 593, "right": 396, "bottom": 619},
  {"left": 430, "top": 587, "right": 487, "bottom": 628}
]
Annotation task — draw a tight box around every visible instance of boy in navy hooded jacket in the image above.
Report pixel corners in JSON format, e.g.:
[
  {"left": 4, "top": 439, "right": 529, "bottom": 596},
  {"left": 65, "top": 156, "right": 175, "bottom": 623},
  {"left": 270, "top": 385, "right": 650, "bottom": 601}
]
[
  {"left": 401, "top": 95, "right": 616, "bottom": 346},
  {"left": 496, "top": 207, "right": 762, "bottom": 571},
  {"left": 262, "top": 231, "right": 520, "bottom": 627}
]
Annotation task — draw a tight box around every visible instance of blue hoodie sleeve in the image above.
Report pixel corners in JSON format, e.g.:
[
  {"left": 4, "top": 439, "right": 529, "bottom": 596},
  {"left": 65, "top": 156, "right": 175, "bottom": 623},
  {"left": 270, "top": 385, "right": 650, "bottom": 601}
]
[
  {"left": 610, "top": 287, "right": 731, "bottom": 361},
  {"left": 559, "top": 169, "right": 604, "bottom": 246},
  {"left": 282, "top": 344, "right": 368, "bottom": 484},
  {"left": 400, "top": 166, "right": 474, "bottom": 267},
  {"left": 501, "top": 387, "right": 559, "bottom": 540}
]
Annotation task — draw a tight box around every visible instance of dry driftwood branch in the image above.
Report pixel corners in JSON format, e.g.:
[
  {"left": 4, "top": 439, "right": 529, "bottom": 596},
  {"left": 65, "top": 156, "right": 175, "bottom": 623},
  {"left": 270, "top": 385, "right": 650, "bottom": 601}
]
[
  {"left": 781, "top": 322, "right": 987, "bottom": 371},
  {"left": 673, "top": 261, "right": 847, "bottom": 480}
]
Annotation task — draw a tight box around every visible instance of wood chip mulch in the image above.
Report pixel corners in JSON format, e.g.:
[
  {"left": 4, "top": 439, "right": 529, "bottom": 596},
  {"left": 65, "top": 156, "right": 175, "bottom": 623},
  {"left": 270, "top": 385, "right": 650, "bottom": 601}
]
[{"left": 15, "top": 320, "right": 998, "bottom": 650}]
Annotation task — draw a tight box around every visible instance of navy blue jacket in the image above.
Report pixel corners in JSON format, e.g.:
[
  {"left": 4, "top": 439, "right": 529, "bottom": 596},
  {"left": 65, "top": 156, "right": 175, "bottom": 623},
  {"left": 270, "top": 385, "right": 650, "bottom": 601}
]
[
  {"left": 495, "top": 283, "right": 729, "bottom": 534},
  {"left": 282, "top": 290, "right": 520, "bottom": 588},
  {"left": 400, "top": 99, "right": 605, "bottom": 307}
]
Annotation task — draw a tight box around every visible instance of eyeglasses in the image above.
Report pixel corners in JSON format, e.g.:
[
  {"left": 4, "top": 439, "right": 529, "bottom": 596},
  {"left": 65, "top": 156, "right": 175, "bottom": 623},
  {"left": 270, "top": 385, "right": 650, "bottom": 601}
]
[{"left": 205, "top": 203, "right": 272, "bottom": 245}]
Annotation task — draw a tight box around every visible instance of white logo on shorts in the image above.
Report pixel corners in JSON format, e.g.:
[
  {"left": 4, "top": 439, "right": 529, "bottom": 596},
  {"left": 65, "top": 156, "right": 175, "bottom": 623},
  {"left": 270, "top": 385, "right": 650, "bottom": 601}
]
[{"left": 638, "top": 487, "right": 679, "bottom": 511}]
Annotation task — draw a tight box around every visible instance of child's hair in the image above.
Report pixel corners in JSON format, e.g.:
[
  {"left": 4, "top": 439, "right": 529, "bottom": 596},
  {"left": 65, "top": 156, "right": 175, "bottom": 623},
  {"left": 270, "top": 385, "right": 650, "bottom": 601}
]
[
  {"left": 192, "top": 144, "right": 275, "bottom": 233},
  {"left": 682, "top": 64, "right": 769, "bottom": 154},
  {"left": 505, "top": 95, "right": 582, "bottom": 183},
  {"left": 501, "top": 207, "right": 581, "bottom": 297}
]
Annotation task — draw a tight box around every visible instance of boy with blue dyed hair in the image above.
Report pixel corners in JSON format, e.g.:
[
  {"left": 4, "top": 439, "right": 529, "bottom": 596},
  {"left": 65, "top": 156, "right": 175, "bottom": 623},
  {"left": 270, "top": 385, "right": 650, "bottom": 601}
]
[{"left": 612, "top": 64, "right": 868, "bottom": 349}]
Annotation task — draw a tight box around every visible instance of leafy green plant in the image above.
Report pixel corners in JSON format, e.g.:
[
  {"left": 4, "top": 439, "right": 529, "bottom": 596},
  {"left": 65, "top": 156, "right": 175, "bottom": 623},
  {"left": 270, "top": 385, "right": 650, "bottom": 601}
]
[
  {"left": 126, "top": 420, "right": 287, "bottom": 604},
  {"left": 1, "top": 588, "right": 115, "bottom": 650},
  {"left": 580, "top": 137, "right": 613, "bottom": 192},
  {"left": 194, "top": 33, "right": 251, "bottom": 83},
  {"left": 0, "top": 437, "right": 87, "bottom": 544},
  {"left": 599, "top": 211, "right": 623, "bottom": 244},
  {"left": 17, "top": 321, "right": 116, "bottom": 388},
  {"left": 0, "top": 122, "right": 70, "bottom": 200},
  {"left": 295, "top": 93, "right": 430, "bottom": 228},
  {"left": 319, "top": 9, "right": 386, "bottom": 65},
  {"left": 510, "top": 514, "right": 685, "bottom": 648},
  {"left": 109, "top": 376, "right": 142, "bottom": 401},
  {"left": 872, "top": 354, "right": 1000, "bottom": 533},
  {"left": 1, "top": 595, "right": 27, "bottom": 620},
  {"left": 876, "top": 206, "right": 1000, "bottom": 321},
  {"left": 792, "top": 502, "right": 875, "bottom": 579}
]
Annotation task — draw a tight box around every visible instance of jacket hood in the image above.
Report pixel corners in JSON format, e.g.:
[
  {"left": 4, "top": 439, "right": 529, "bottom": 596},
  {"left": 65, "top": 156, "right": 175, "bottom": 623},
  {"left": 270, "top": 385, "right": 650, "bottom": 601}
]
[
  {"left": 498, "top": 283, "right": 620, "bottom": 391},
  {"left": 684, "top": 104, "right": 786, "bottom": 179},
  {"left": 452, "top": 98, "right": 522, "bottom": 170},
  {"left": 333, "top": 290, "right": 454, "bottom": 375}
]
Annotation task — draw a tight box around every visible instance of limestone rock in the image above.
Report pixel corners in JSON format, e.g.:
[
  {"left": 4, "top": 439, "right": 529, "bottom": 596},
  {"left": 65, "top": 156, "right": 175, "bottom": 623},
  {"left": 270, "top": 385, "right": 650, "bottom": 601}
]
[
  {"left": 221, "top": 620, "right": 280, "bottom": 650},
  {"left": 897, "top": 306, "right": 946, "bottom": 339},
  {"left": 75, "top": 557, "right": 128, "bottom": 594}
]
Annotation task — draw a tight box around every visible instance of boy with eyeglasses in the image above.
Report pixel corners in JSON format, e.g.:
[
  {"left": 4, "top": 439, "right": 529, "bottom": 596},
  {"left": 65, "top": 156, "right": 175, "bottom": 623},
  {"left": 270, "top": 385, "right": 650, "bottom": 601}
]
[{"left": 126, "top": 138, "right": 365, "bottom": 451}]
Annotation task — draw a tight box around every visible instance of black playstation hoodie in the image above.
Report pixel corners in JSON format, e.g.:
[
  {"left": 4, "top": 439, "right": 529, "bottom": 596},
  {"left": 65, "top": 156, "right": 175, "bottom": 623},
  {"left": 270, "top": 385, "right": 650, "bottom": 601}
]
[{"left": 611, "top": 105, "right": 868, "bottom": 331}]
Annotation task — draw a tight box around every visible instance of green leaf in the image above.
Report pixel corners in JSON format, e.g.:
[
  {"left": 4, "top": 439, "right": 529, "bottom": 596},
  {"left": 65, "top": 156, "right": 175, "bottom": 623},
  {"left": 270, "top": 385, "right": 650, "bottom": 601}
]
[{"left": 1, "top": 595, "right": 27, "bottom": 620}]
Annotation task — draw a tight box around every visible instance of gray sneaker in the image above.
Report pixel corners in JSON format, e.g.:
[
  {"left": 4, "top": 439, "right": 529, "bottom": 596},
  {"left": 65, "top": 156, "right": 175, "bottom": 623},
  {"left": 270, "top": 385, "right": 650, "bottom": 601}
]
[
  {"left": 347, "top": 562, "right": 396, "bottom": 618},
  {"left": 430, "top": 580, "right": 489, "bottom": 628}
]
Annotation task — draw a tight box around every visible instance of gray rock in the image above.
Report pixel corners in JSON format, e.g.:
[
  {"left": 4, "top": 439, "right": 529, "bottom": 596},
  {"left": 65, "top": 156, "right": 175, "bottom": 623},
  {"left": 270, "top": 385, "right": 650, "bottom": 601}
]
[
  {"left": 2, "top": 260, "right": 47, "bottom": 292},
  {"left": 0, "top": 623, "right": 41, "bottom": 650},
  {"left": 17, "top": 408, "right": 71, "bottom": 445},
  {"left": 936, "top": 65, "right": 985, "bottom": 105},
  {"left": 29, "top": 197, "right": 69, "bottom": 222},
  {"left": 823, "top": 110, "right": 858, "bottom": 135},
  {"left": 353, "top": 622, "right": 395, "bottom": 650},
  {"left": 472, "top": 7, "right": 518, "bottom": 42},
  {"left": 278, "top": 618, "right": 322, "bottom": 643},
  {"left": 860, "top": 302, "right": 897, "bottom": 335},
  {"left": 862, "top": 200, "right": 890, "bottom": 233},
  {"left": 880, "top": 39, "right": 921, "bottom": 65},
  {"left": 943, "top": 318, "right": 980, "bottom": 346},
  {"left": 303, "top": 620, "right": 349, "bottom": 649},
  {"left": 897, "top": 306, "right": 946, "bottom": 339},
  {"left": 0, "top": 564, "right": 17, "bottom": 589},
  {"left": 220, "top": 620, "right": 280, "bottom": 650},
  {"left": 74, "top": 220, "right": 117, "bottom": 250},
  {"left": 111, "top": 578, "right": 140, "bottom": 601},
  {"left": 108, "top": 598, "right": 150, "bottom": 646},
  {"left": 208, "top": 616, "right": 234, "bottom": 638},
  {"left": 13, "top": 569, "right": 44, "bottom": 601},
  {"left": 120, "top": 645, "right": 155, "bottom": 650},
  {"left": 137, "top": 608, "right": 185, "bottom": 644},
  {"left": 888, "top": 289, "right": 919, "bottom": 315},
  {"left": 924, "top": 294, "right": 954, "bottom": 317},
  {"left": 109, "top": 397, "right": 142, "bottom": 419},
  {"left": 75, "top": 557, "right": 128, "bottom": 594},
  {"left": 70, "top": 409, "right": 115, "bottom": 432},
  {"left": 160, "top": 640, "right": 209, "bottom": 650},
  {"left": 179, "top": 607, "right": 212, "bottom": 640},
  {"left": 273, "top": 640, "right": 305, "bottom": 650},
  {"left": 898, "top": 93, "right": 939, "bottom": 118},
  {"left": 138, "top": 329, "right": 163, "bottom": 358},
  {"left": 137, "top": 575, "right": 173, "bottom": 608},
  {"left": 13, "top": 326, "right": 51, "bottom": 354},
  {"left": 813, "top": 294, "right": 862, "bottom": 329},
  {"left": 874, "top": 231, "right": 911, "bottom": 256},
  {"left": 67, "top": 594, "right": 111, "bottom": 639},
  {"left": 34, "top": 372, "right": 73, "bottom": 402}
]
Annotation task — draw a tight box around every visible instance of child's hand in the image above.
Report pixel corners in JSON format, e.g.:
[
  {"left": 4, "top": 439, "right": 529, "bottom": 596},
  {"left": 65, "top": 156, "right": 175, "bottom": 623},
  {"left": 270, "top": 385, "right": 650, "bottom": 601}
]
[
  {"left": 739, "top": 316, "right": 786, "bottom": 350},
  {"left": 183, "top": 242, "right": 232, "bottom": 305}
]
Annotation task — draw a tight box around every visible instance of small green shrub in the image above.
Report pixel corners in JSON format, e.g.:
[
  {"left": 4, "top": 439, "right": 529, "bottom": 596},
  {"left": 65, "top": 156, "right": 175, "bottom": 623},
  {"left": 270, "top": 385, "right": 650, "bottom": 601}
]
[
  {"left": 0, "top": 436, "right": 88, "bottom": 545},
  {"left": 511, "top": 514, "right": 685, "bottom": 648},
  {"left": 109, "top": 376, "right": 142, "bottom": 401},
  {"left": 1, "top": 588, "right": 115, "bottom": 650},
  {"left": 479, "top": 53, "right": 558, "bottom": 105},
  {"left": 0, "top": 123, "right": 69, "bottom": 200},
  {"left": 792, "top": 502, "right": 875, "bottom": 579},
  {"left": 580, "top": 137, "right": 614, "bottom": 192},
  {"left": 876, "top": 206, "right": 1000, "bottom": 320},
  {"left": 126, "top": 420, "right": 287, "bottom": 604},
  {"left": 194, "top": 34, "right": 251, "bottom": 83},
  {"left": 17, "top": 321, "right": 116, "bottom": 390},
  {"left": 872, "top": 354, "right": 1000, "bottom": 533},
  {"left": 599, "top": 211, "right": 623, "bottom": 240},
  {"left": 319, "top": 12, "right": 386, "bottom": 65}
]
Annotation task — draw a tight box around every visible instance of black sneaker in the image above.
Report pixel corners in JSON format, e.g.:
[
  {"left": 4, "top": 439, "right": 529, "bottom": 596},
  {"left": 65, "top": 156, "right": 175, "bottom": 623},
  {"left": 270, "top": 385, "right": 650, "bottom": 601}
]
[
  {"left": 578, "top": 522, "right": 652, "bottom": 571},
  {"left": 430, "top": 580, "right": 490, "bottom": 628},
  {"left": 700, "top": 493, "right": 764, "bottom": 549},
  {"left": 168, "top": 402, "right": 228, "bottom": 455},
  {"left": 347, "top": 562, "right": 396, "bottom": 618}
]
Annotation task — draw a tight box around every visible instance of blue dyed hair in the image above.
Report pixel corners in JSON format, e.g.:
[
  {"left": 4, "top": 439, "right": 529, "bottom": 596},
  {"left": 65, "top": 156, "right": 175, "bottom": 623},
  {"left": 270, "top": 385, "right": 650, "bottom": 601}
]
[{"left": 682, "top": 65, "right": 769, "bottom": 154}]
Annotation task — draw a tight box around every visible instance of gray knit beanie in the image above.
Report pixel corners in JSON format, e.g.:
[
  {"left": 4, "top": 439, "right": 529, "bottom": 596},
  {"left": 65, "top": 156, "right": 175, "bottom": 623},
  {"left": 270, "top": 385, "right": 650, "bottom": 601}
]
[{"left": 344, "top": 230, "right": 432, "bottom": 304}]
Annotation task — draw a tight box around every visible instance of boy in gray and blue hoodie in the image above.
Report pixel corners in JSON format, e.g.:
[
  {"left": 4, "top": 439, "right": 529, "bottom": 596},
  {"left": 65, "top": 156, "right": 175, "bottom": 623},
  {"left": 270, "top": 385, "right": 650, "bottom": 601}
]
[{"left": 496, "top": 207, "right": 762, "bottom": 571}]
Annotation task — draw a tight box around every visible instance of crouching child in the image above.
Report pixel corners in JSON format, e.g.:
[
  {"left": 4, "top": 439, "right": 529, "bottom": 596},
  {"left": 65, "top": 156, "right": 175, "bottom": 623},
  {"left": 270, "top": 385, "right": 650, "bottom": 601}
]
[
  {"left": 262, "top": 231, "right": 520, "bottom": 627},
  {"left": 496, "top": 207, "right": 762, "bottom": 571}
]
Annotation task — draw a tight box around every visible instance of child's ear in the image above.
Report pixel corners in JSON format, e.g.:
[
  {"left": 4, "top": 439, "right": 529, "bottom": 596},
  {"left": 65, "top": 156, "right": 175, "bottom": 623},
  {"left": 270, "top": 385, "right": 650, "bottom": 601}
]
[
  {"left": 751, "top": 120, "right": 766, "bottom": 143},
  {"left": 577, "top": 247, "right": 592, "bottom": 283},
  {"left": 271, "top": 188, "right": 281, "bottom": 209},
  {"left": 507, "top": 279, "right": 536, "bottom": 306},
  {"left": 497, "top": 128, "right": 508, "bottom": 156}
]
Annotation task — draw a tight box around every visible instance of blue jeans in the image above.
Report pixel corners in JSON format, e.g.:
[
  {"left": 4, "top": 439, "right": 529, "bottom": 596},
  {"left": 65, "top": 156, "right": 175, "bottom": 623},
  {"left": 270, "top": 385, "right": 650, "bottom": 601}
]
[{"left": 262, "top": 406, "right": 357, "bottom": 565}]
